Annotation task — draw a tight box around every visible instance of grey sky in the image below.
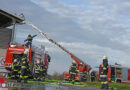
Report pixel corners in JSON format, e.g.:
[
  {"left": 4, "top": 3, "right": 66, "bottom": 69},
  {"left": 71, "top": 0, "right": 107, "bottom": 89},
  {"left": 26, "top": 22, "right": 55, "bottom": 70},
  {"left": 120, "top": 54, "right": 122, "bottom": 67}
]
[{"left": 0, "top": 0, "right": 130, "bottom": 75}]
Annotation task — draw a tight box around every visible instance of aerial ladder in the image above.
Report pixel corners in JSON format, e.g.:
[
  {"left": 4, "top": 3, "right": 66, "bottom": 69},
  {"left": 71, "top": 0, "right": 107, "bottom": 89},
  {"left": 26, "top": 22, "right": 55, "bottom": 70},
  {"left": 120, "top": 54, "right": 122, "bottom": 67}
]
[{"left": 23, "top": 21, "right": 91, "bottom": 81}]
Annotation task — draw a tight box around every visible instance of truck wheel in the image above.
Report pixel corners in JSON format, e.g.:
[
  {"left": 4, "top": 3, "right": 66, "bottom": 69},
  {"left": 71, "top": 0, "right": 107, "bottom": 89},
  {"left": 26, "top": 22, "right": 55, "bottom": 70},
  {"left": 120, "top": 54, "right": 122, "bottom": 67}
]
[{"left": 116, "top": 79, "right": 121, "bottom": 83}]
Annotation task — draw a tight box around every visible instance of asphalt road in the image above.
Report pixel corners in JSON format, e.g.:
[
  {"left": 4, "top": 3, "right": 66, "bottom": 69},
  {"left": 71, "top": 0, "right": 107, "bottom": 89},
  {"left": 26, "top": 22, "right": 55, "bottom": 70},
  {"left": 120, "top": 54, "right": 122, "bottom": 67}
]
[{"left": 6, "top": 83, "right": 102, "bottom": 90}]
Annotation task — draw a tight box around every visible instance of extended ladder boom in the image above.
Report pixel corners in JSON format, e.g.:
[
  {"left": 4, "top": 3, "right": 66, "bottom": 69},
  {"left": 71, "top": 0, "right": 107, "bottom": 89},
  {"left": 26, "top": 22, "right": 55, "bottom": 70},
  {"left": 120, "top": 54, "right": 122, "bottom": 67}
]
[{"left": 23, "top": 21, "right": 91, "bottom": 68}]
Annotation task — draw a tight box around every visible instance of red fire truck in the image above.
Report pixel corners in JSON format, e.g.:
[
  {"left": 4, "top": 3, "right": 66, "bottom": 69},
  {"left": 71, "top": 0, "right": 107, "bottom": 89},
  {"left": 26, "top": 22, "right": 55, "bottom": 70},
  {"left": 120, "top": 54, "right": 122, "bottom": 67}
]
[
  {"left": 64, "top": 54, "right": 91, "bottom": 81},
  {"left": 0, "top": 9, "right": 50, "bottom": 77},
  {"left": 24, "top": 21, "right": 91, "bottom": 82},
  {"left": 23, "top": 20, "right": 92, "bottom": 82},
  {"left": 4, "top": 43, "right": 50, "bottom": 77},
  {"left": 0, "top": 9, "right": 90, "bottom": 81},
  {"left": 98, "top": 63, "right": 130, "bottom": 84}
]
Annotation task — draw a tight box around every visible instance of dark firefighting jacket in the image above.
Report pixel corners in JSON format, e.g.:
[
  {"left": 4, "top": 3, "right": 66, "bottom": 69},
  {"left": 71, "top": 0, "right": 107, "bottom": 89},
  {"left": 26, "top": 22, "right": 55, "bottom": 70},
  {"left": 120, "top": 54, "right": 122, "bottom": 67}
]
[
  {"left": 69, "top": 64, "right": 77, "bottom": 74},
  {"left": 100, "top": 59, "right": 108, "bottom": 76}
]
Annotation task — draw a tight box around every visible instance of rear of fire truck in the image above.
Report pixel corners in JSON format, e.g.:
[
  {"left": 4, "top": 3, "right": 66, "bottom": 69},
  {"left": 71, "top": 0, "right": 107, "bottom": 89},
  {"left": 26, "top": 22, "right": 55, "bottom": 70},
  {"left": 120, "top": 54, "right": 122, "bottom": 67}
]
[
  {"left": 0, "top": 9, "right": 25, "bottom": 88},
  {"left": 98, "top": 64, "right": 129, "bottom": 83},
  {"left": 4, "top": 41, "right": 50, "bottom": 79}
]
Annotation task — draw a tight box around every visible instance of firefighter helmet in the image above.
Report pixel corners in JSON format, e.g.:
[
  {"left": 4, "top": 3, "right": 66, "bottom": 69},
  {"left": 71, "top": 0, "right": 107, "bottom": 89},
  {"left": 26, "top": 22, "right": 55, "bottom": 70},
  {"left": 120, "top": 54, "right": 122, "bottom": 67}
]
[
  {"left": 28, "top": 34, "right": 31, "bottom": 37},
  {"left": 37, "top": 60, "right": 40, "bottom": 64},
  {"left": 24, "top": 49, "right": 28, "bottom": 54},
  {"left": 72, "top": 61, "right": 76, "bottom": 64},
  {"left": 14, "top": 59, "right": 17, "bottom": 62},
  {"left": 102, "top": 56, "right": 107, "bottom": 60}
]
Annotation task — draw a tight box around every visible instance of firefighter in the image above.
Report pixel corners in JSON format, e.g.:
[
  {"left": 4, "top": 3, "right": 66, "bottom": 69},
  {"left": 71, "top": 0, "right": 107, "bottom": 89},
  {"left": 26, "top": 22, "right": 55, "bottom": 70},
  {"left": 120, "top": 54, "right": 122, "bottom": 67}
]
[
  {"left": 34, "top": 60, "right": 41, "bottom": 81},
  {"left": 47, "top": 54, "right": 51, "bottom": 62},
  {"left": 24, "top": 34, "right": 37, "bottom": 47},
  {"left": 69, "top": 61, "right": 77, "bottom": 84},
  {"left": 14, "top": 54, "right": 22, "bottom": 77},
  {"left": 11, "top": 59, "right": 19, "bottom": 79},
  {"left": 90, "top": 71, "right": 96, "bottom": 82},
  {"left": 100, "top": 56, "right": 109, "bottom": 89},
  {"left": 18, "top": 51, "right": 29, "bottom": 83},
  {"left": 40, "top": 63, "right": 47, "bottom": 81},
  {"left": 82, "top": 71, "right": 87, "bottom": 82},
  {"left": 25, "top": 34, "right": 32, "bottom": 47}
]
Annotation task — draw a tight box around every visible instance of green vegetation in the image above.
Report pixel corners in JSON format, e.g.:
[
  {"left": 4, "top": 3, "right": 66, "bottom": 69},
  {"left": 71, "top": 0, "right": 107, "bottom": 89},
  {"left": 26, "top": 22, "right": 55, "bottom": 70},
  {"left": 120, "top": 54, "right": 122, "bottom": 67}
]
[
  {"left": 109, "top": 82, "right": 130, "bottom": 90},
  {"left": 80, "top": 81, "right": 130, "bottom": 90},
  {"left": 48, "top": 72, "right": 130, "bottom": 90},
  {"left": 27, "top": 79, "right": 130, "bottom": 90}
]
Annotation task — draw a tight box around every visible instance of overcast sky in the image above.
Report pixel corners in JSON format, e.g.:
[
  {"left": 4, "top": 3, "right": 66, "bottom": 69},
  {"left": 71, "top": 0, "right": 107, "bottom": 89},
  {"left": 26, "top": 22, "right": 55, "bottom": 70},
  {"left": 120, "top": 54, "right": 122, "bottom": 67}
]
[{"left": 0, "top": 0, "right": 130, "bottom": 75}]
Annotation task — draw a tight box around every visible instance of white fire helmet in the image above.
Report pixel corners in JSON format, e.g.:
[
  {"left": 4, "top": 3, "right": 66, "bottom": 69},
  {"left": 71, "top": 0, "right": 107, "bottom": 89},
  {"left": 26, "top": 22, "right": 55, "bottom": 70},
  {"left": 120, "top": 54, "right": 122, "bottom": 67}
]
[
  {"left": 24, "top": 49, "right": 29, "bottom": 54},
  {"left": 102, "top": 56, "right": 107, "bottom": 60},
  {"left": 14, "top": 59, "right": 17, "bottom": 62},
  {"left": 37, "top": 60, "right": 40, "bottom": 64},
  {"left": 72, "top": 61, "right": 76, "bottom": 64}
]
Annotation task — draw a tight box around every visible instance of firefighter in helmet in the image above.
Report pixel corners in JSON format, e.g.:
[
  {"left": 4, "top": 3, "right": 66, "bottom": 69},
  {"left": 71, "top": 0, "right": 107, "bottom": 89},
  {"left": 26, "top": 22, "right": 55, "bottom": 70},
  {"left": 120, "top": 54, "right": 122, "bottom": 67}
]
[
  {"left": 40, "top": 63, "right": 47, "bottom": 81},
  {"left": 24, "top": 34, "right": 32, "bottom": 47},
  {"left": 69, "top": 61, "right": 77, "bottom": 84},
  {"left": 18, "top": 50, "right": 29, "bottom": 83},
  {"left": 34, "top": 60, "right": 41, "bottom": 81},
  {"left": 13, "top": 54, "right": 21, "bottom": 77},
  {"left": 90, "top": 71, "right": 96, "bottom": 82},
  {"left": 11, "top": 59, "right": 20, "bottom": 79},
  {"left": 24, "top": 34, "right": 37, "bottom": 47},
  {"left": 100, "top": 56, "right": 109, "bottom": 89},
  {"left": 47, "top": 54, "right": 51, "bottom": 62}
]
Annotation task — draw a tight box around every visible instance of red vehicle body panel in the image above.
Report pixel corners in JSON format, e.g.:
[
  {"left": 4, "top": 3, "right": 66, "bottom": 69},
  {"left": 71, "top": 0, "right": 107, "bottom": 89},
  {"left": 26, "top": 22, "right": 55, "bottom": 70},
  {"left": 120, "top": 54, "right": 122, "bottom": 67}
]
[
  {"left": 64, "top": 72, "right": 70, "bottom": 80},
  {"left": 4, "top": 44, "right": 50, "bottom": 72},
  {"left": 75, "top": 74, "right": 80, "bottom": 80},
  {"left": 4, "top": 44, "right": 32, "bottom": 66},
  {"left": 5, "top": 45, "right": 24, "bottom": 65},
  {"left": 44, "top": 53, "right": 49, "bottom": 69},
  {"left": 64, "top": 72, "right": 81, "bottom": 81},
  {"left": 98, "top": 65, "right": 101, "bottom": 81},
  {"left": 128, "top": 69, "right": 130, "bottom": 81},
  {"left": 107, "top": 67, "right": 111, "bottom": 82}
]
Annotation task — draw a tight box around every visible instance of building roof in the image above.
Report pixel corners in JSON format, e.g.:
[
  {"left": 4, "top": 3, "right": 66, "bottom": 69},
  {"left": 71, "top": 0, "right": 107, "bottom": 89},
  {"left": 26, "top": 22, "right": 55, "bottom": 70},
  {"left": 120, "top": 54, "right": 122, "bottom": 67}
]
[{"left": 0, "top": 9, "right": 24, "bottom": 28}]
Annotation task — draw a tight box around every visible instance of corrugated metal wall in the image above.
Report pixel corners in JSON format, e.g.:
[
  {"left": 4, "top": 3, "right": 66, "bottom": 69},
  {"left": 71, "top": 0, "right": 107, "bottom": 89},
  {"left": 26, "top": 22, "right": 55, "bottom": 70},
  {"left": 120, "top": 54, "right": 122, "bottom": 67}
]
[
  {"left": 0, "top": 28, "right": 12, "bottom": 57},
  {"left": 0, "top": 48, "right": 6, "bottom": 57},
  {"left": 0, "top": 28, "right": 12, "bottom": 49}
]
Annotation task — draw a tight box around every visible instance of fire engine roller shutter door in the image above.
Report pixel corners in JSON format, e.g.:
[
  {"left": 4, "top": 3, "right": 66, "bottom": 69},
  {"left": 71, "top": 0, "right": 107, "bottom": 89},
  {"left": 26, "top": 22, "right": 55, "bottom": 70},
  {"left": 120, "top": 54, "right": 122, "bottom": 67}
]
[
  {"left": 128, "top": 69, "right": 130, "bottom": 81},
  {"left": 0, "top": 28, "right": 12, "bottom": 49},
  {"left": 122, "top": 68, "right": 128, "bottom": 81}
]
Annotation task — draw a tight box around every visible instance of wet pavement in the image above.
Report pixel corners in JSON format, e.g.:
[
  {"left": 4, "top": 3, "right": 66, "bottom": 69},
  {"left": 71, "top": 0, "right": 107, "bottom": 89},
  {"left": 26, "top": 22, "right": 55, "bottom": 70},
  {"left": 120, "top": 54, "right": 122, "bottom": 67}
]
[{"left": 6, "top": 83, "right": 101, "bottom": 90}]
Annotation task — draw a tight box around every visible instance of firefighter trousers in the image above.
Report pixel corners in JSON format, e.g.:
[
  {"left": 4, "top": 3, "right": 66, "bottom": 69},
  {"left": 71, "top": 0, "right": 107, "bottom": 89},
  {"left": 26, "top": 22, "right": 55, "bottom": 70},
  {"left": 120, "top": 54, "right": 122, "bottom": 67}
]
[
  {"left": 100, "top": 76, "right": 108, "bottom": 89},
  {"left": 11, "top": 71, "right": 19, "bottom": 79},
  {"left": 34, "top": 73, "right": 40, "bottom": 80},
  {"left": 19, "top": 68, "right": 28, "bottom": 82},
  {"left": 70, "top": 72, "right": 75, "bottom": 81},
  {"left": 91, "top": 76, "right": 95, "bottom": 82}
]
